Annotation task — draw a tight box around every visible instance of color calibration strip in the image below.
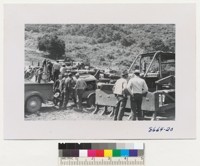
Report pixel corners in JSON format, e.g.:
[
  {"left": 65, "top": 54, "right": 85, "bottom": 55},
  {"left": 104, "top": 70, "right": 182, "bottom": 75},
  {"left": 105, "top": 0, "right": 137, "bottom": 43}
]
[{"left": 58, "top": 143, "right": 144, "bottom": 166}]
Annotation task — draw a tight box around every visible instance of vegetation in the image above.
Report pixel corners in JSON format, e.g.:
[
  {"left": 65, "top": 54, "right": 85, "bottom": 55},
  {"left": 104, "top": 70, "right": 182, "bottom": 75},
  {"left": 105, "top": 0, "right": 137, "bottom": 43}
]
[
  {"left": 25, "top": 24, "right": 175, "bottom": 70},
  {"left": 37, "top": 34, "right": 65, "bottom": 59}
]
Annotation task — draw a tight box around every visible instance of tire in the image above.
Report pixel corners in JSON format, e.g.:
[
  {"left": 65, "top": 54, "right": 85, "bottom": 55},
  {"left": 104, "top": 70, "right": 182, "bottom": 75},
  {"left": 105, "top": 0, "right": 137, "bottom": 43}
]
[
  {"left": 87, "top": 94, "right": 95, "bottom": 107},
  {"left": 26, "top": 96, "right": 42, "bottom": 113}
]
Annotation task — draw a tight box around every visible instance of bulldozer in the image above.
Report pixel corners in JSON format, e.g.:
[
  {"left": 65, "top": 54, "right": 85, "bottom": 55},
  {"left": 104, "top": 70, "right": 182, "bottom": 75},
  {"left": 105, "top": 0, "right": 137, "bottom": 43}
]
[{"left": 94, "top": 51, "right": 175, "bottom": 120}]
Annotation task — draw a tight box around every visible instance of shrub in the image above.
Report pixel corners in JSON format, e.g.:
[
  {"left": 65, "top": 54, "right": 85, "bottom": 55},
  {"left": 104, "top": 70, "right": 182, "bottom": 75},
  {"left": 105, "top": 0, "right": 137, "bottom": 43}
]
[
  {"left": 120, "top": 35, "right": 135, "bottom": 47},
  {"left": 37, "top": 34, "right": 65, "bottom": 59},
  {"left": 149, "top": 38, "right": 169, "bottom": 52}
]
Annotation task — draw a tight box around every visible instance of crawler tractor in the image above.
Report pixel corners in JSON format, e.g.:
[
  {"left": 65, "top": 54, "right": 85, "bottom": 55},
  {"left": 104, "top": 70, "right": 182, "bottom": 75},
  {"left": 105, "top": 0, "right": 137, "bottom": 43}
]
[{"left": 95, "top": 51, "right": 175, "bottom": 120}]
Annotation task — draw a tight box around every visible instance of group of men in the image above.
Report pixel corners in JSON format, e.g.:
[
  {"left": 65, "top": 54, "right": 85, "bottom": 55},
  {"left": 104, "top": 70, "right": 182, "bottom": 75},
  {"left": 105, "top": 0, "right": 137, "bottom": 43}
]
[
  {"left": 33, "top": 59, "right": 148, "bottom": 119},
  {"left": 31, "top": 59, "right": 87, "bottom": 111},
  {"left": 53, "top": 70, "right": 87, "bottom": 111},
  {"left": 35, "top": 60, "right": 68, "bottom": 83},
  {"left": 113, "top": 69, "right": 148, "bottom": 121}
]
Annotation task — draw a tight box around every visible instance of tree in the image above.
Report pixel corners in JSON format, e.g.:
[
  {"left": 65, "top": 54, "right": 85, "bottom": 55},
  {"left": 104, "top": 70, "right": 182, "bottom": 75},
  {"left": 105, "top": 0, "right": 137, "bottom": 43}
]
[{"left": 38, "top": 34, "right": 65, "bottom": 59}]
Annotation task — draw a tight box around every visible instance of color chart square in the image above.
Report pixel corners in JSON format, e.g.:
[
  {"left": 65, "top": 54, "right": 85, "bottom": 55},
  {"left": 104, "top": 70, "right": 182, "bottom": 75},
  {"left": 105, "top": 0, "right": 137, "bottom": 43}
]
[
  {"left": 96, "top": 150, "right": 104, "bottom": 157},
  {"left": 70, "top": 149, "right": 79, "bottom": 157},
  {"left": 79, "top": 150, "right": 88, "bottom": 157},
  {"left": 62, "top": 149, "right": 70, "bottom": 157},
  {"left": 138, "top": 150, "right": 144, "bottom": 157},
  {"left": 113, "top": 150, "right": 121, "bottom": 157},
  {"left": 104, "top": 150, "right": 112, "bottom": 157},
  {"left": 120, "top": 150, "right": 129, "bottom": 157},
  {"left": 88, "top": 150, "right": 96, "bottom": 157},
  {"left": 129, "top": 150, "right": 138, "bottom": 157}
]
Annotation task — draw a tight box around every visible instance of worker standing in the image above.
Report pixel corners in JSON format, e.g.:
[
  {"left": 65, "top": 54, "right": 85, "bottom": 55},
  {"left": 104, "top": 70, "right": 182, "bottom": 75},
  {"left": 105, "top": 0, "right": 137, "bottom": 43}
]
[
  {"left": 53, "top": 74, "right": 64, "bottom": 108},
  {"left": 47, "top": 61, "right": 53, "bottom": 81},
  {"left": 52, "top": 60, "right": 61, "bottom": 82},
  {"left": 71, "top": 75, "right": 77, "bottom": 107},
  {"left": 113, "top": 70, "right": 129, "bottom": 121},
  {"left": 75, "top": 73, "right": 87, "bottom": 111},
  {"left": 60, "top": 64, "right": 67, "bottom": 76},
  {"left": 62, "top": 73, "right": 73, "bottom": 110},
  {"left": 127, "top": 69, "right": 148, "bottom": 120},
  {"left": 37, "top": 67, "right": 43, "bottom": 83}
]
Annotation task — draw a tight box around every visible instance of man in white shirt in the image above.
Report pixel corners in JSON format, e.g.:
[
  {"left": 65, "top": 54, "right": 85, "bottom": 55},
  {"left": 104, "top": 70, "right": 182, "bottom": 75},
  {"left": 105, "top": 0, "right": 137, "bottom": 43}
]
[
  {"left": 113, "top": 70, "right": 128, "bottom": 121},
  {"left": 60, "top": 64, "right": 67, "bottom": 76},
  {"left": 127, "top": 69, "right": 148, "bottom": 120}
]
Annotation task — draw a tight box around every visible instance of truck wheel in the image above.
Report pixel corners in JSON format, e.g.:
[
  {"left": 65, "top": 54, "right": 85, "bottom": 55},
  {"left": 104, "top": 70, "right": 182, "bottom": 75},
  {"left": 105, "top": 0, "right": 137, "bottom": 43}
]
[
  {"left": 87, "top": 94, "right": 95, "bottom": 107},
  {"left": 26, "top": 96, "right": 42, "bottom": 113}
]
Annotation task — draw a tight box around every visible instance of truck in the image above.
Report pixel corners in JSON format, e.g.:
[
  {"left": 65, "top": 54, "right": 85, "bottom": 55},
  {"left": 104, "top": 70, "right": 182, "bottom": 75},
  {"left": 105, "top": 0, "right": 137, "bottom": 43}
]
[
  {"left": 94, "top": 51, "right": 175, "bottom": 120},
  {"left": 25, "top": 82, "right": 54, "bottom": 113},
  {"left": 24, "top": 74, "right": 96, "bottom": 113}
]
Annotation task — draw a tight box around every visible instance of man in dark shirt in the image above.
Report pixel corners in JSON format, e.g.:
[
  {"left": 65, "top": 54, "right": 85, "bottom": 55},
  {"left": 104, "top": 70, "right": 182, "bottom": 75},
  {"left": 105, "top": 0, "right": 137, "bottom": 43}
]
[
  {"left": 53, "top": 61, "right": 61, "bottom": 82},
  {"left": 62, "top": 73, "right": 73, "bottom": 109},
  {"left": 53, "top": 74, "right": 64, "bottom": 107}
]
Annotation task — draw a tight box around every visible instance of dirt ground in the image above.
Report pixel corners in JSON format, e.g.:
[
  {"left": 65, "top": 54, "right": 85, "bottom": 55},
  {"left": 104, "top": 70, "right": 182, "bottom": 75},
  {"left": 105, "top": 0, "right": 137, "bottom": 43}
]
[
  {"left": 25, "top": 101, "right": 175, "bottom": 121},
  {"left": 25, "top": 101, "right": 119, "bottom": 121}
]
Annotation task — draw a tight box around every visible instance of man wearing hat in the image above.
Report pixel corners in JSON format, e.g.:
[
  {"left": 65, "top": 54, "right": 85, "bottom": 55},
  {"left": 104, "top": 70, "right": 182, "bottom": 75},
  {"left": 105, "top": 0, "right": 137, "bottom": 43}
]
[
  {"left": 112, "top": 70, "right": 129, "bottom": 121},
  {"left": 127, "top": 69, "right": 148, "bottom": 120},
  {"left": 60, "top": 64, "right": 67, "bottom": 76},
  {"left": 62, "top": 73, "right": 74, "bottom": 109}
]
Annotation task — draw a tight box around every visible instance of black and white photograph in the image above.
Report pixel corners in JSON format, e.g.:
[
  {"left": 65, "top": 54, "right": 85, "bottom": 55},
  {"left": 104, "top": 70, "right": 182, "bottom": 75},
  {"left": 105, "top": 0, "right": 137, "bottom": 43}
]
[
  {"left": 4, "top": 4, "right": 195, "bottom": 139},
  {"left": 24, "top": 24, "right": 175, "bottom": 121}
]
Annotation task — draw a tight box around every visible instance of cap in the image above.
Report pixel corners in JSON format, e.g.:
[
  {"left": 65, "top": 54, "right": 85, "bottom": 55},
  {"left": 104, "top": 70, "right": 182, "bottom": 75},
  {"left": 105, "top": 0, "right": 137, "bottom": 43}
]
[
  {"left": 134, "top": 69, "right": 140, "bottom": 74},
  {"left": 75, "top": 73, "right": 80, "bottom": 77}
]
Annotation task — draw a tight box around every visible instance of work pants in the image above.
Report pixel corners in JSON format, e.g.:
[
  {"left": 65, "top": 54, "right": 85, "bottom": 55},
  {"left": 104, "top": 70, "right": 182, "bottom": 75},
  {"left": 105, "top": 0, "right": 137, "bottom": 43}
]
[
  {"left": 71, "top": 89, "right": 77, "bottom": 106},
  {"left": 59, "top": 92, "right": 64, "bottom": 108},
  {"left": 76, "top": 89, "right": 84, "bottom": 110},
  {"left": 53, "top": 69, "right": 60, "bottom": 82},
  {"left": 130, "top": 93, "right": 143, "bottom": 120},
  {"left": 62, "top": 90, "right": 71, "bottom": 109},
  {"left": 114, "top": 95, "right": 127, "bottom": 121}
]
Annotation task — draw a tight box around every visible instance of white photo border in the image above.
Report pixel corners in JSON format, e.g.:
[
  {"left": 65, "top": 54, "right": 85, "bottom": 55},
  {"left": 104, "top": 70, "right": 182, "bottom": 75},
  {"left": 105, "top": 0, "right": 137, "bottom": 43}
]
[{"left": 4, "top": 4, "right": 196, "bottom": 139}]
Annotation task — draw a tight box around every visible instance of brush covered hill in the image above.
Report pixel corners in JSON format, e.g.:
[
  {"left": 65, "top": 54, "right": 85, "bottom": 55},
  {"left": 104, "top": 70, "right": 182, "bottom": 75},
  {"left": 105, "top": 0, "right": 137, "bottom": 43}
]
[{"left": 25, "top": 24, "right": 175, "bottom": 70}]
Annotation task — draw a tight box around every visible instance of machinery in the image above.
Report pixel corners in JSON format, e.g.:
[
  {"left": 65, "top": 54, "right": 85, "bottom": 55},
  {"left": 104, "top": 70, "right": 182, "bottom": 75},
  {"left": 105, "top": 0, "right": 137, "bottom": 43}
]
[
  {"left": 95, "top": 51, "right": 175, "bottom": 120},
  {"left": 78, "top": 74, "right": 97, "bottom": 107}
]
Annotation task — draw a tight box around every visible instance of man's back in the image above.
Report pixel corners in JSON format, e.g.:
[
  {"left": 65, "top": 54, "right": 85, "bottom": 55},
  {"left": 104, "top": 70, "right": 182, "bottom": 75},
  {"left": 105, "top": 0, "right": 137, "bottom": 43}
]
[
  {"left": 127, "top": 76, "right": 148, "bottom": 95},
  {"left": 113, "top": 78, "right": 127, "bottom": 95},
  {"left": 60, "top": 66, "right": 66, "bottom": 74},
  {"left": 53, "top": 62, "right": 61, "bottom": 70},
  {"left": 64, "top": 77, "right": 73, "bottom": 91},
  {"left": 76, "top": 78, "right": 87, "bottom": 90}
]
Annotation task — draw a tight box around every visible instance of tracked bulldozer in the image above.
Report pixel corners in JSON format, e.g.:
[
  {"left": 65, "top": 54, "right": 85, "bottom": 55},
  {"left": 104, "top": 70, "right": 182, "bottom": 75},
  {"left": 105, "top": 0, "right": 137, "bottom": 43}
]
[{"left": 95, "top": 51, "right": 175, "bottom": 120}]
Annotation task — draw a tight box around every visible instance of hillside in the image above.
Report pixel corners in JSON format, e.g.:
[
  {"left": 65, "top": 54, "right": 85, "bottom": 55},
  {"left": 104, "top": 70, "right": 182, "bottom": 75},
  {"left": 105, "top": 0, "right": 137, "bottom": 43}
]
[{"left": 25, "top": 24, "right": 175, "bottom": 70}]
